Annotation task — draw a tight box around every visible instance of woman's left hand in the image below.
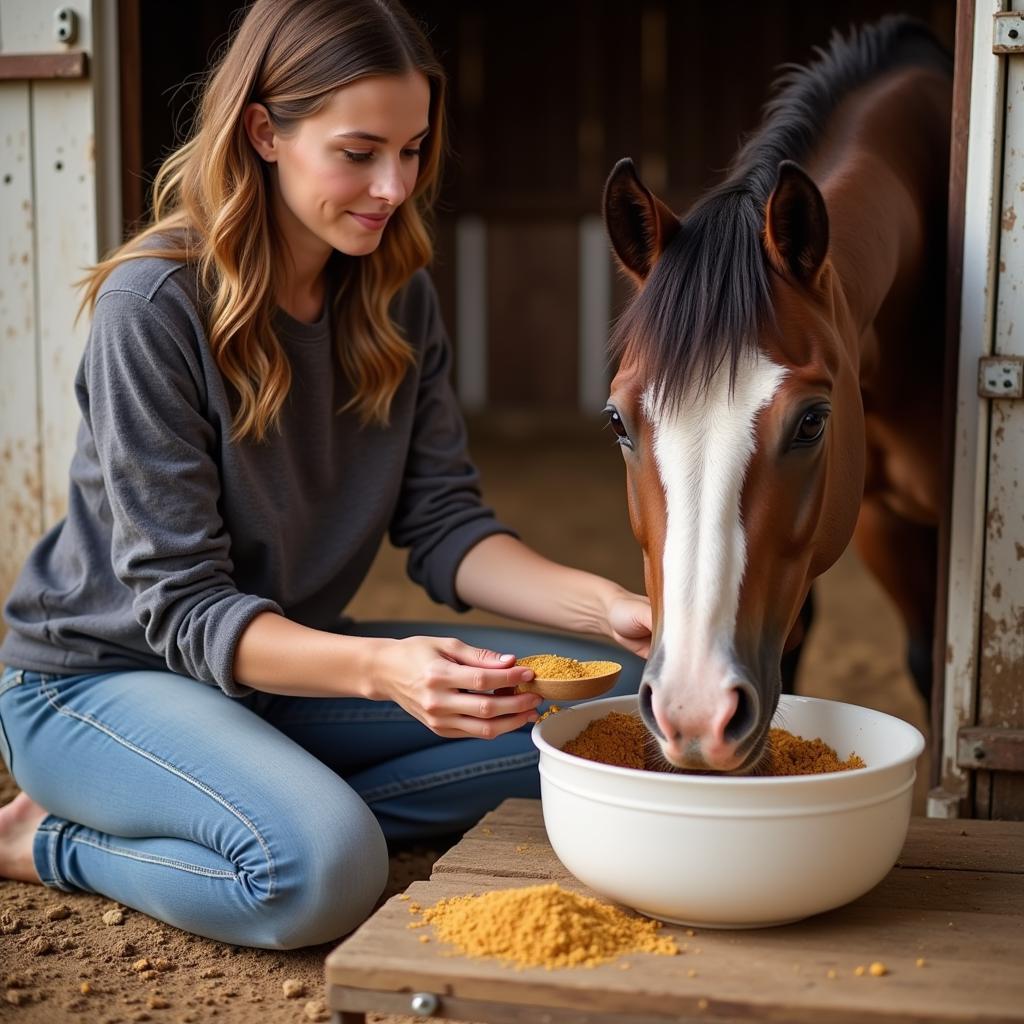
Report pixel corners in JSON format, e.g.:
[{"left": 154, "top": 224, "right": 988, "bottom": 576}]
[{"left": 606, "top": 590, "right": 652, "bottom": 659}]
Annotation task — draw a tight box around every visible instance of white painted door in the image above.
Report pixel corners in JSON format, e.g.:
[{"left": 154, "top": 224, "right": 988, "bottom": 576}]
[{"left": 0, "top": 0, "right": 119, "bottom": 640}]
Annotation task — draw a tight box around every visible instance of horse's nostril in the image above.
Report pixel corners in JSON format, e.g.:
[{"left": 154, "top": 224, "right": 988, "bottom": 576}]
[
  {"left": 724, "top": 683, "right": 758, "bottom": 744},
  {"left": 639, "top": 682, "right": 664, "bottom": 740}
]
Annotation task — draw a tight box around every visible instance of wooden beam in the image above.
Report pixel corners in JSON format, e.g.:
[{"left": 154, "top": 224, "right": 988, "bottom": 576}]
[{"left": 0, "top": 52, "right": 88, "bottom": 81}]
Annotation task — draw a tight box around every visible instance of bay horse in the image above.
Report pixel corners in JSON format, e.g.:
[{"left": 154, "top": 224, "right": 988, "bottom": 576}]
[{"left": 602, "top": 17, "right": 951, "bottom": 773}]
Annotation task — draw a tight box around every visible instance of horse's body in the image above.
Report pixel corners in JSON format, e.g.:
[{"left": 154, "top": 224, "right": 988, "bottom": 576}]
[{"left": 602, "top": 19, "right": 951, "bottom": 773}]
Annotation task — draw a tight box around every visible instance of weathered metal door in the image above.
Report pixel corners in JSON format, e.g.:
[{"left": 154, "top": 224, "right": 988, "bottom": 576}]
[{"left": 939, "top": 0, "right": 1024, "bottom": 819}]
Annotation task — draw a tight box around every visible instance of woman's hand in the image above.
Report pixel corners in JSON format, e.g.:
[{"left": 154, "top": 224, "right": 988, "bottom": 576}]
[
  {"left": 606, "top": 590, "right": 653, "bottom": 659},
  {"left": 368, "top": 636, "right": 542, "bottom": 739}
]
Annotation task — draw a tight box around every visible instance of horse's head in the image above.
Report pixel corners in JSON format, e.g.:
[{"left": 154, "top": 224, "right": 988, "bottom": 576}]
[{"left": 603, "top": 158, "right": 865, "bottom": 773}]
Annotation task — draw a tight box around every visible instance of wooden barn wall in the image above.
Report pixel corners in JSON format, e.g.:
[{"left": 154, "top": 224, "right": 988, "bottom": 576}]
[{"left": 124, "top": 0, "right": 956, "bottom": 413}]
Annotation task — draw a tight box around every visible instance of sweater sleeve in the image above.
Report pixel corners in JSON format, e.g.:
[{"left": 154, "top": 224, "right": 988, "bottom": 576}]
[
  {"left": 388, "top": 275, "right": 516, "bottom": 610},
  {"left": 82, "top": 288, "right": 281, "bottom": 695}
]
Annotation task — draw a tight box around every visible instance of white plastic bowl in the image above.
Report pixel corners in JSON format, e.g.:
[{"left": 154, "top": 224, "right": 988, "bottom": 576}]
[{"left": 532, "top": 693, "right": 924, "bottom": 928}]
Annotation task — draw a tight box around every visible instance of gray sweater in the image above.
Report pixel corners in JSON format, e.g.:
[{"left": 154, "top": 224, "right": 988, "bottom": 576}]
[{"left": 0, "top": 257, "right": 511, "bottom": 696}]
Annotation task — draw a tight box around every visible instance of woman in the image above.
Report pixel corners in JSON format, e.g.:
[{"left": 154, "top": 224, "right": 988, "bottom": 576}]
[{"left": 0, "top": 0, "right": 650, "bottom": 948}]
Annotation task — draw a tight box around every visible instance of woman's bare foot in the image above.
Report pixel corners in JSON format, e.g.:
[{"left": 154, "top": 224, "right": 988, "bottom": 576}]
[{"left": 0, "top": 792, "right": 47, "bottom": 883}]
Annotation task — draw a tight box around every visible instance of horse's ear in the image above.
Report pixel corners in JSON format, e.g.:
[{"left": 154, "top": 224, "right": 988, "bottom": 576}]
[
  {"left": 764, "top": 160, "right": 829, "bottom": 283},
  {"left": 603, "top": 158, "right": 680, "bottom": 285}
]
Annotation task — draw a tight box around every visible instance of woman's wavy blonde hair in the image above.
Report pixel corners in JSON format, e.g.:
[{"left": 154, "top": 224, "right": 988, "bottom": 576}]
[{"left": 80, "top": 0, "right": 446, "bottom": 441}]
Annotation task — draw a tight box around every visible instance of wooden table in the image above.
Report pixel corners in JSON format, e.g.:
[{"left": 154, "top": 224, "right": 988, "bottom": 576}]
[{"left": 326, "top": 799, "right": 1024, "bottom": 1024}]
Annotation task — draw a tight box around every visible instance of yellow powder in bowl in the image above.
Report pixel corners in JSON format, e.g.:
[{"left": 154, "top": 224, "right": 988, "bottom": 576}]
[
  {"left": 519, "top": 655, "right": 618, "bottom": 680},
  {"left": 768, "top": 729, "right": 865, "bottom": 775},
  {"left": 562, "top": 711, "right": 647, "bottom": 769},
  {"left": 560, "top": 712, "right": 865, "bottom": 775},
  {"left": 418, "top": 883, "right": 678, "bottom": 968}
]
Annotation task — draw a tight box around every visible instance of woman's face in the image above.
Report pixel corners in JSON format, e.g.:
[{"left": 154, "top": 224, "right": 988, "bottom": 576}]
[{"left": 253, "top": 71, "right": 431, "bottom": 261}]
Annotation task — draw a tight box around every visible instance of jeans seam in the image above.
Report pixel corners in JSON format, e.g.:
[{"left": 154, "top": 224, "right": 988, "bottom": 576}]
[
  {"left": 39, "top": 681, "right": 277, "bottom": 898},
  {"left": 67, "top": 833, "right": 238, "bottom": 880},
  {"left": 359, "top": 751, "right": 539, "bottom": 803}
]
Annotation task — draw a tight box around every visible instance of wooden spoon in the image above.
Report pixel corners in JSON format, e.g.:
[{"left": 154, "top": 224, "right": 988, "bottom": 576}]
[{"left": 515, "top": 655, "right": 622, "bottom": 701}]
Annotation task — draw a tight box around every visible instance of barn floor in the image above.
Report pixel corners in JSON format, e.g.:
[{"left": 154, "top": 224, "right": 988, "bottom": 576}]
[{"left": 0, "top": 412, "right": 929, "bottom": 1024}]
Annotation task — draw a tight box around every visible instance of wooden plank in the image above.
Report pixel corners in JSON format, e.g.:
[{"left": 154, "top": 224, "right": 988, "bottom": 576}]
[
  {"left": 329, "top": 985, "right": 753, "bottom": 1024},
  {"left": 486, "top": 221, "right": 579, "bottom": 410},
  {"left": 0, "top": 80, "right": 41, "bottom": 632},
  {"left": 932, "top": 0, "right": 975, "bottom": 793},
  {"left": 31, "top": 77, "right": 98, "bottom": 529},
  {"left": 896, "top": 817, "right": 1024, "bottom": 873},
  {"left": 327, "top": 876, "right": 1024, "bottom": 1024},
  {"left": 0, "top": 52, "right": 88, "bottom": 79},
  {"left": 118, "top": 0, "right": 142, "bottom": 231}
]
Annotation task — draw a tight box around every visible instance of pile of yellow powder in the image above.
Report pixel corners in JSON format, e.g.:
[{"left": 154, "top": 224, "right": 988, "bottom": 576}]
[
  {"left": 416, "top": 883, "right": 678, "bottom": 968},
  {"left": 561, "top": 712, "right": 865, "bottom": 775}
]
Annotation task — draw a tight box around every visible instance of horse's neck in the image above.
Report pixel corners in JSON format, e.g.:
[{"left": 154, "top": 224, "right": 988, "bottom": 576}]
[
  {"left": 815, "top": 65, "right": 951, "bottom": 339},
  {"left": 816, "top": 65, "right": 951, "bottom": 523}
]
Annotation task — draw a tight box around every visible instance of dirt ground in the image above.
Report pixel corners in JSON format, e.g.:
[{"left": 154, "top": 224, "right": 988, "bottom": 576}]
[{"left": 0, "top": 413, "right": 929, "bottom": 1023}]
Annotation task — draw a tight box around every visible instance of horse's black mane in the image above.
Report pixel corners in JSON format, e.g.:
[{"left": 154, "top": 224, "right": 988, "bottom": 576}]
[{"left": 611, "top": 16, "right": 951, "bottom": 408}]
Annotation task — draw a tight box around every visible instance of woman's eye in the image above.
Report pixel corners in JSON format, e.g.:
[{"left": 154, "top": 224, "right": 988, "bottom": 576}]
[
  {"left": 401, "top": 148, "right": 421, "bottom": 160},
  {"left": 604, "top": 407, "right": 631, "bottom": 446},
  {"left": 343, "top": 150, "right": 373, "bottom": 163},
  {"left": 794, "top": 409, "right": 828, "bottom": 445}
]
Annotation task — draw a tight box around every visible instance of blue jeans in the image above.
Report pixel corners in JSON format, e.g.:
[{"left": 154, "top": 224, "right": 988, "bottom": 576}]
[{"left": 0, "top": 623, "right": 642, "bottom": 949}]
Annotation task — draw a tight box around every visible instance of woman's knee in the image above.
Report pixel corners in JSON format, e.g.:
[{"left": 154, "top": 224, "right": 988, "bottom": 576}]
[{"left": 249, "top": 788, "right": 389, "bottom": 949}]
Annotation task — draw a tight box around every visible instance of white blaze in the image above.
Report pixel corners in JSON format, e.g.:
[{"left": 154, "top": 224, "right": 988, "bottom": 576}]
[{"left": 646, "top": 352, "right": 787, "bottom": 691}]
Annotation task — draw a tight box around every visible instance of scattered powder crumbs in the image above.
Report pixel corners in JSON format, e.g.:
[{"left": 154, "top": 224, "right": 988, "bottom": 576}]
[
  {"left": 514, "top": 844, "right": 530, "bottom": 854},
  {"left": 560, "top": 711, "right": 866, "bottom": 775},
  {"left": 826, "top": 969, "right": 838, "bottom": 980},
  {"left": 869, "top": 962, "right": 889, "bottom": 977},
  {"left": 916, "top": 957, "right": 927, "bottom": 968},
  {"left": 537, "top": 705, "right": 562, "bottom": 722},
  {"left": 398, "top": 893, "right": 411, "bottom": 901},
  {"left": 418, "top": 883, "right": 678, "bottom": 969},
  {"left": 854, "top": 965, "right": 866, "bottom": 976}
]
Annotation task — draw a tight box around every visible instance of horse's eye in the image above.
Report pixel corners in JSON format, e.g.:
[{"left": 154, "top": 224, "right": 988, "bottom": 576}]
[
  {"left": 795, "top": 409, "right": 828, "bottom": 445},
  {"left": 604, "top": 406, "right": 632, "bottom": 446}
]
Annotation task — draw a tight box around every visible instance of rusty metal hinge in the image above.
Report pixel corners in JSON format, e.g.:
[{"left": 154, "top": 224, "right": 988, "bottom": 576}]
[
  {"left": 994, "top": 12, "right": 1024, "bottom": 53},
  {"left": 978, "top": 356, "right": 1024, "bottom": 399},
  {"left": 957, "top": 727, "right": 1024, "bottom": 773}
]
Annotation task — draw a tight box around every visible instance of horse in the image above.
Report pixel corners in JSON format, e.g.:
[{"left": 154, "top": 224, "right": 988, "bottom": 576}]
[{"left": 601, "top": 17, "right": 952, "bottom": 774}]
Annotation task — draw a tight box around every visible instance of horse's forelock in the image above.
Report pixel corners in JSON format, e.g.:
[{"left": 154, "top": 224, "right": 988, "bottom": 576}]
[{"left": 610, "top": 190, "right": 772, "bottom": 419}]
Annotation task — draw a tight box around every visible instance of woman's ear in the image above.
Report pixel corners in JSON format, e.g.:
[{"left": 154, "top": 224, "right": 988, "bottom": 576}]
[{"left": 243, "top": 103, "right": 278, "bottom": 163}]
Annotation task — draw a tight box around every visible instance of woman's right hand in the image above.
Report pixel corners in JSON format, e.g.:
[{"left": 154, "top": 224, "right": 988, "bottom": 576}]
[{"left": 367, "top": 636, "right": 542, "bottom": 739}]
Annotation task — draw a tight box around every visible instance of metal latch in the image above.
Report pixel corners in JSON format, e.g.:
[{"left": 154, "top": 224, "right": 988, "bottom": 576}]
[
  {"left": 957, "top": 727, "right": 1024, "bottom": 773},
  {"left": 994, "top": 12, "right": 1024, "bottom": 53},
  {"left": 978, "top": 356, "right": 1024, "bottom": 399}
]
